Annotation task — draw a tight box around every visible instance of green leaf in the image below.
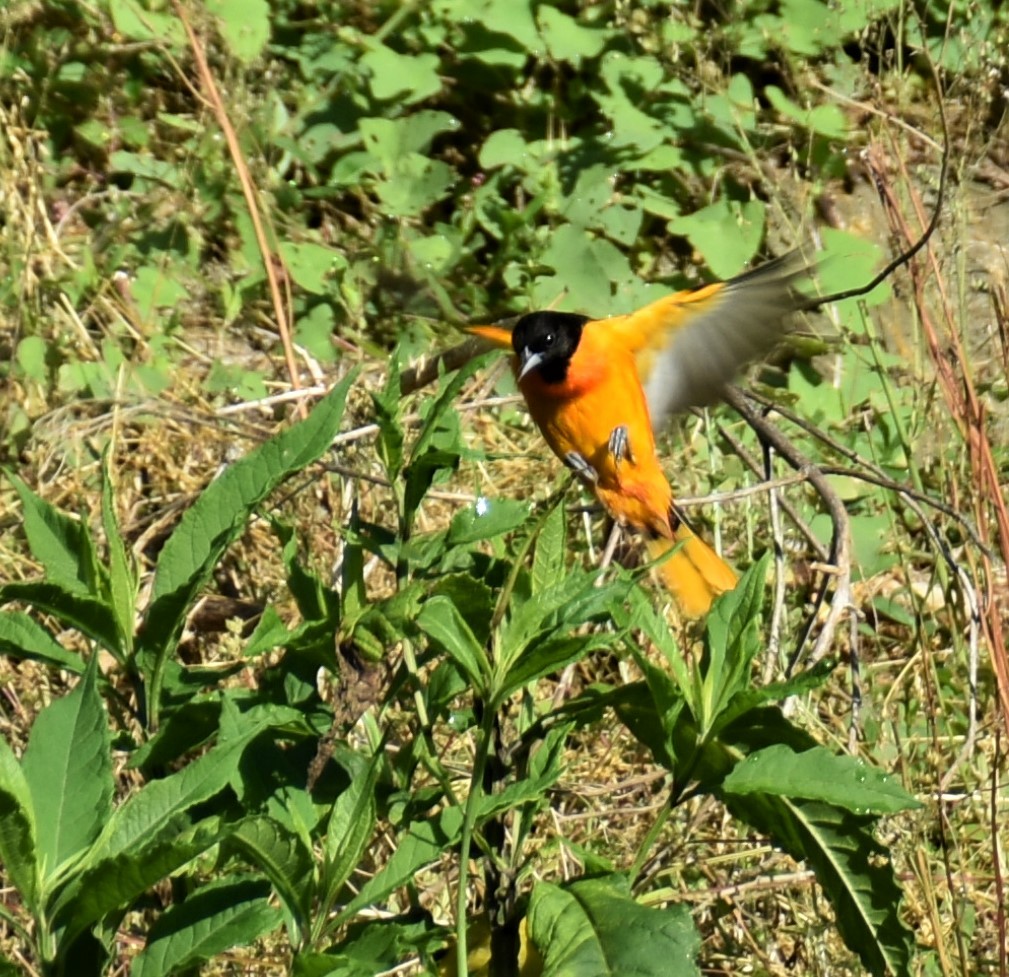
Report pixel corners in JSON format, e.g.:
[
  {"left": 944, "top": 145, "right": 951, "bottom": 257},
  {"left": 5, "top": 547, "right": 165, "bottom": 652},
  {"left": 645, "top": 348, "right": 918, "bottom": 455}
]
[
  {"left": 53, "top": 818, "right": 229, "bottom": 951},
  {"left": 280, "top": 242, "right": 348, "bottom": 295},
  {"left": 447, "top": 497, "right": 531, "bottom": 545},
  {"left": 106, "top": 0, "right": 185, "bottom": 45},
  {"left": 667, "top": 198, "right": 765, "bottom": 279},
  {"left": 7, "top": 472, "right": 100, "bottom": 596},
  {"left": 101, "top": 452, "right": 136, "bottom": 658},
  {"left": 531, "top": 502, "right": 566, "bottom": 595},
  {"left": 528, "top": 876, "right": 700, "bottom": 976},
  {"left": 496, "top": 631, "right": 611, "bottom": 705},
  {"left": 537, "top": 7, "right": 610, "bottom": 62},
  {"left": 338, "top": 808, "right": 463, "bottom": 923},
  {"left": 86, "top": 718, "right": 268, "bottom": 867},
  {"left": 132, "top": 876, "right": 283, "bottom": 977},
  {"left": 479, "top": 129, "right": 527, "bottom": 169},
  {"left": 535, "top": 224, "right": 634, "bottom": 314},
  {"left": 139, "top": 372, "right": 357, "bottom": 716},
  {"left": 0, "top": 611, "right": 84, "bottom": 672},
  {"left": 205, "top": 0, "right": 270, "bottom": 63},
  {"left": 0, "top": 738, "right": 40, "bottom": 913},
  {"left": 722, "top": 745, "right": 921, "bottom": 815},
  {"left": 225, "top": 817, "right": 314, "bottom": 941},
  {"left": 698, "top": 555, "right": 769, "bottom": 734},
  {"left": 321, "top": 750, "right": 381, "bottom": 917},
  {"left": 417, "top": 596, "right": 489, "bottom": 693},
  {"left": 360, "top": 42, "right": 442, "bottom": 104},
  {"left": 0, "top": 582, "right": 124, "bottom": 658},
  {"left": 22, "top": 655, "right": 112, "bottom": 879},
  {"left": 786, "top": 799, "right": 913, "bottom": 977},
  {"left": 359, "top": 113, "right": 459, "bottom": 168}
]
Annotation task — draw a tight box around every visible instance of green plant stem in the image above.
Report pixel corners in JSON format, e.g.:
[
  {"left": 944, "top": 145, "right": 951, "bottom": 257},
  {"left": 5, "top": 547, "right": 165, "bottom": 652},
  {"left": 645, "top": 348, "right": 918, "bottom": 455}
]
[{"left": 456, "top": 701, "right": 496, "bottom": 976}]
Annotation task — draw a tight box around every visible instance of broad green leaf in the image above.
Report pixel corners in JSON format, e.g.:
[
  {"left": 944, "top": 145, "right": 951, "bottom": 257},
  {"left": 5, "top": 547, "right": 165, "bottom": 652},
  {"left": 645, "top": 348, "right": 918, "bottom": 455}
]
[
  {"left": 149, "top": 373, "right": 356, "bottom": 604},
  {"left": 338, "top": 808, "right": 463, "bottom": 923},
  {"left": 225, "top": 817, "right": 314, "bottom": 940},
  {"left": 280, "top": 242, "right": 348, "bottom": 295},
  {"left": 0, "top": 738, "right": 40, "bottom": 912},
  {"left": 668, "top": 199, "right": 765, "bottom": 279},
  {"left": 528, "top": 876, "right": 700, "bottom": 977},
  {"left": 723, "top": 745, "right": 921, "bottom": 814},
  {"left": 359, "top": 113, "right": 459, "bottom": 169},
  {"left": 375, "top": 155, "right": 456, "bottom": 217},
  {"left": 537, "top": 7, "right": 610, "bottom": 62},
  {"left": 0, "top": 582, "right": 123, "bottom": 658},
  {"left": 22, "top": 655, "right": 112, "bottom": 878},
  {"left": 0, "top": 611, "right": 84, "bottom": 672},
  {"left": 106, "top": 0, "right": 186, "bottom": 45},
  {"left": 447, "top": 498, "right": 531, "bottom": 545},
  {"left": 535, "top": 224, "right": 634, "bottom": 314},
  {"left": 479, "top": 128, "right": 527, "bottom": 169},
  {"left": 360, "top": 42, "right": 442, "bottom": 104},
  {"left": 8, "top": 472, "right": 100, "bottom": 596},
  {"left": 417, "top": 596, "right": 488, "bottom": 693},
  {"left": 132, "top": 876, "right": 283, "bottom": 977},
  {"left": 205, "top": 0, "right": 270, "bottom": 63}
]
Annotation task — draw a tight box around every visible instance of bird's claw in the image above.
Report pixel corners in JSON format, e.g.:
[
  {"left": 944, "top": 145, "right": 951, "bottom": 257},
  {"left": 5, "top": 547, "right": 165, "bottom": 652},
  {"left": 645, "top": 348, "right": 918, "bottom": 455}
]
[
  {"left": 564, "top": 451, "right": 599, "bottom": 484},
  {"left": 609, "top": 425, "right": 634, "bottom": 465}
]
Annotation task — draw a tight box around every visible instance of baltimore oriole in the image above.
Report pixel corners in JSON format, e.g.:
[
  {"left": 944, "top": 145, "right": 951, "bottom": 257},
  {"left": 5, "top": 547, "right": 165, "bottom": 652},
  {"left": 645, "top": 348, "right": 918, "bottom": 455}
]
[{"left": 467, "top": 252, "right": 814, "bottom": 617}]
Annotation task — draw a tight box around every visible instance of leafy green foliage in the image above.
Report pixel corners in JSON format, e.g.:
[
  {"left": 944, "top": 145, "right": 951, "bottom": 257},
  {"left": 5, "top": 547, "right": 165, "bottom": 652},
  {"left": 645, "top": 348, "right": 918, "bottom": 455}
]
[{"left": 2, "top": 0, "right": 993, "bottom": 974}]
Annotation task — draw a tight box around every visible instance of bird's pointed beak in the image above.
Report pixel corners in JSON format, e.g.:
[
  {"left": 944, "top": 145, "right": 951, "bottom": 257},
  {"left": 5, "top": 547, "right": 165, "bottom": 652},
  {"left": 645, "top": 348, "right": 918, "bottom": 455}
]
[{"left": 518, "top": 348, "right": 544, "bottom": 381}]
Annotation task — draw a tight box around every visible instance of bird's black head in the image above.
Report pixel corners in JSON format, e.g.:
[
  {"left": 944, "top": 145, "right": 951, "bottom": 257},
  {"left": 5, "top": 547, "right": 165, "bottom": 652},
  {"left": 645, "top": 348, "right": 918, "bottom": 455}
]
[{"left": 512, "top": 311, "right": 589, "bottom": 384}]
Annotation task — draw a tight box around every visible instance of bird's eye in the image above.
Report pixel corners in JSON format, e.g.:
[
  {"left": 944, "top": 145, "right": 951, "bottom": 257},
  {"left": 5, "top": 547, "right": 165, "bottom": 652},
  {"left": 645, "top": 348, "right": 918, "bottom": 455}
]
[{"left": 544, "top": 332, "right": 554, "bottom": 346}]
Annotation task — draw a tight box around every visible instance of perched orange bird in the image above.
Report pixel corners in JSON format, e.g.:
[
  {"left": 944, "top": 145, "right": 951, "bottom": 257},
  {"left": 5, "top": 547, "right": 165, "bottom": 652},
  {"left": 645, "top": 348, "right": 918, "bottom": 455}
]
[{"left": 468, "top": 252, "right": 814, "bottom": 617}]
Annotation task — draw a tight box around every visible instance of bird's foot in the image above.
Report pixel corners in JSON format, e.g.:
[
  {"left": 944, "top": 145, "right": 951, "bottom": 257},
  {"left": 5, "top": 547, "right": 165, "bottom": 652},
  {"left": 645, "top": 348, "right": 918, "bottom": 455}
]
[
  {"left": 564, "top": 451, "right": 599, "bottom": 484},
  {"left": 608, "top": 425, "right": 635, "bottom": 465}
]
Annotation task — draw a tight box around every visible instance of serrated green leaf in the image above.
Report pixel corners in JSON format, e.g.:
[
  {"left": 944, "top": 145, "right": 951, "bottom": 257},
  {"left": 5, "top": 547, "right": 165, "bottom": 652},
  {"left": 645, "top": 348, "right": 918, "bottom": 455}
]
[
  {"left": 22, "top": 655, "right": 112, "bottom": 878},
  {"left": 529, "top": 876, "right": 700, "bottom": 977},
  {"left": 132, "top": 876, "right": 282, "bottom": 977}
]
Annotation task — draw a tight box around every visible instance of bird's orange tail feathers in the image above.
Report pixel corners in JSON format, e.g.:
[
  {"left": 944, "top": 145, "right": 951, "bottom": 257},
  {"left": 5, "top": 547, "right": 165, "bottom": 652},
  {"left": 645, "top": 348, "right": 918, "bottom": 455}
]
[{"left": 645, "top": 523, "right": 738, "bottom": 618}]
